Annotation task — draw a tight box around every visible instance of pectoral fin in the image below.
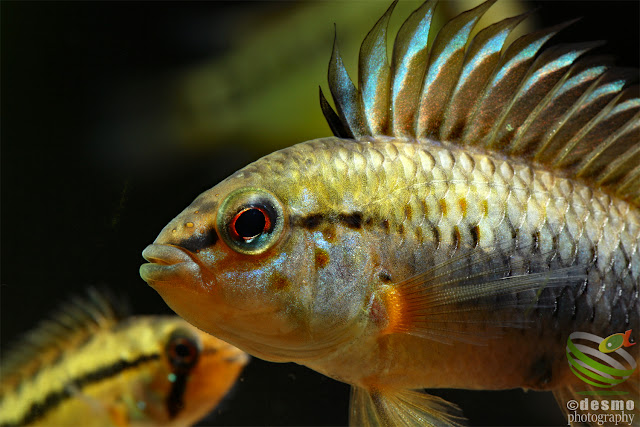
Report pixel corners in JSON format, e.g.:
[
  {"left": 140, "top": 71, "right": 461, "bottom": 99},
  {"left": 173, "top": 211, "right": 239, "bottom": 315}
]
[
  {"left": 349, "top": 386, "right": 465, "bottom": 426},
  {"left": 378, "top": 243, "right": 586, "bottom": 345}
]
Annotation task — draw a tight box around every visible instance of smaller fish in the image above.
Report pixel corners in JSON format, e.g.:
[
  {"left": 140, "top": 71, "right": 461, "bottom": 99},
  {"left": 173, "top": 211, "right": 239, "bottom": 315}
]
[{"left": 0, "top": 288, "right": 248, "bottom": 427}]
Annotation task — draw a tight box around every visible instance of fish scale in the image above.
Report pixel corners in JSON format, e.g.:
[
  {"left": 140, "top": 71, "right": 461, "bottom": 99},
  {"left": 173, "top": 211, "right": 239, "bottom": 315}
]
[
  {"left": 142, "top": 130, "right": 638, "bottom": 423},
  {"left": 151, "top": 131, "right": 639, "bottom": 385},
  {"left": 246, "top": 139, "right": 639, "bottom": 264},
  {"left": 238, "top": 137, "right": 639, "bottom": 328}
]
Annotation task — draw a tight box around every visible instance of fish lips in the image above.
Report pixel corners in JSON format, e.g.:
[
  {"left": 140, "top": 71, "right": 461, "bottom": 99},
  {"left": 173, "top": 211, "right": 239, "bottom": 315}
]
[{"left": 140, "top": 244, "right": 203, "bottom": 288}]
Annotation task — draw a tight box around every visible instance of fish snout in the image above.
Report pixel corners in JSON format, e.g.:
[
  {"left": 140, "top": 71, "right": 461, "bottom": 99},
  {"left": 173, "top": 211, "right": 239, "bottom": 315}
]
[
  {"left": 140, "top": 244, "right": 200, "bottom": 286},
  {"left": 153, "top": 209, "right": 219, "bottom": 254},
  {"left": 142, "top": 244, "right": 193, "bottom": 266},
  {"left": 140, "top": 204, "right": 221, "bottom": 291}
]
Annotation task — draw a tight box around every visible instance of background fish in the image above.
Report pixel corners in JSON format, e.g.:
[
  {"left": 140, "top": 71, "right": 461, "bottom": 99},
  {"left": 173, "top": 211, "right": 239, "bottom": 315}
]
[
  {"left": 140, "top": 0, "right": 639, "bottom": 425},
  {"left": 2, "top": 1, "right": 638, "bottom": 426},
  {"left": 0, "top": 289, "right": 248, "bottom": 426}
]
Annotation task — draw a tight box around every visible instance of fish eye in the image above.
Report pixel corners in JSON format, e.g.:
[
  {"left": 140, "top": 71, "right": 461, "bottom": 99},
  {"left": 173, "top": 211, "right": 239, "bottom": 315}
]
[
  {"left": 166, "top": 330, "right": 200, "bottom": 373},
  {"left": 230, "top": 207, "right": 271, "bottom": 241},
  {"left": 217, "top": 188, "right": 285, "bottom": 255}
]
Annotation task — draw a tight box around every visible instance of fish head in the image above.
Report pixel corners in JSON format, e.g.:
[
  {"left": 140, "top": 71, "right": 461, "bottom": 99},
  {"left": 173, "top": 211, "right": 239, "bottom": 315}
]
[
  {"left": 140, "top": 318, "right": 248, "bottom": 425},
  {"left": 160, "top": 320, "right": 248, "bottom": 425},
  {"left": 141, "top": 144, "right": 373, "bottom": 362}
]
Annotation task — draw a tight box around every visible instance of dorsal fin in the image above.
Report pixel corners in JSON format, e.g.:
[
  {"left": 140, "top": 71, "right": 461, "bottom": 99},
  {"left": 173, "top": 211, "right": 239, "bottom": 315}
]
[
  {"left": 1, "top": 288, "right": 129, "bottom": 389},
  {"left": 320, "top": 0, "right": 640, "bottom": 205}
]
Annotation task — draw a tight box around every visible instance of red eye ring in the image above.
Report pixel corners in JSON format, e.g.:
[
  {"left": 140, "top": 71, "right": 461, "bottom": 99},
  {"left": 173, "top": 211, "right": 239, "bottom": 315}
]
[
  {"left": 169, "top": 338, "right": 197, "bottom": 362},
  {"left": 167, "top": 335, "right": 199, "bottom": 372},
  {"left": 229, "top": 207, "right": 271, "bottom": 241}
]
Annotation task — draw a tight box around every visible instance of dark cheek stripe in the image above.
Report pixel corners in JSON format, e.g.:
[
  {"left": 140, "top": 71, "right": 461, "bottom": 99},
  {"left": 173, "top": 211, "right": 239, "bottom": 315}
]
[
  {"left": 165, "top": 342, "right": 200, "bottom": 420},
  {"left": 177, "top": 228, "right": 219, "bottom": 252},
  {"left": 166, "top": 355, "right": 201, "bottom": 419},
  {"left": 166, "top": 372, "right": 189, "bottom": 419}
]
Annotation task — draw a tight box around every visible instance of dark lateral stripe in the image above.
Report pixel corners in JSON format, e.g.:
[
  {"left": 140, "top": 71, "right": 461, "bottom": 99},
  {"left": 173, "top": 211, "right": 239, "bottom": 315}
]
[
  {"left": 296, "top": 211, "right": 366, "bottom": 230},
  {"left": 297, "top": 209, "right": 453, "bottom": 248},
  {"left": 338, "top": 212, "right": 363, "bottom": 229},
  {"left": 6, "top": 353, "right": 160, "bottom": 427},
  {"left": 300, "top": 213, "right": 324, "bottom": 230}
]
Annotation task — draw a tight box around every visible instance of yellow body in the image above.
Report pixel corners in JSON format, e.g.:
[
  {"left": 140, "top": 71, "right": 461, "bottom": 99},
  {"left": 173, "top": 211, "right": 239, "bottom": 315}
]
[
  {"left": 140, "top": 0, "right": 639, "bottom": 424},
  {"left": 142, "top": 137, "right": 639, "bottom": 389},
  {"left": 0, "top": 295, "right": 248, "bottom": 427}
]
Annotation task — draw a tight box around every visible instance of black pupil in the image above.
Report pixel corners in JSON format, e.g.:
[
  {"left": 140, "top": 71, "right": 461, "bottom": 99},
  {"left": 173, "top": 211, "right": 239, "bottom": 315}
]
[
  {"left": 168, "top": 337, "right": 199, "bottom": 372},
  {"left": 235, "top": 208, "right": 266, "bottom": 238},
  {"left": 174, "top": 343, "right": 192, "bottom": 359}
]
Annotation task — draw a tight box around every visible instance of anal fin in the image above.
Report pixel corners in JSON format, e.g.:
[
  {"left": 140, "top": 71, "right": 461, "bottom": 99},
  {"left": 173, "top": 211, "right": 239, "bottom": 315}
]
[{"left": 349, "top": 386, "right": 465, "bottom": 426}]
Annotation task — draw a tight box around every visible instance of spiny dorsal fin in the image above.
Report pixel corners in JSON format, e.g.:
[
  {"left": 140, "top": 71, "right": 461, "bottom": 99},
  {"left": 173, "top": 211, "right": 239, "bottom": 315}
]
[
  {"left": 1, "top": 288, "right": 129, "bottom": 388},
  {"left": 320, "top": 0, "right": 640, "bottom": 205}
]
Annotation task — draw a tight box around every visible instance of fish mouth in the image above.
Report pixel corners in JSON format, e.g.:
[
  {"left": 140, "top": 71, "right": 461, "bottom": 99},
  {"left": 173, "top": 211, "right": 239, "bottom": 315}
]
[{"left": 140, "top": 244, "right": 200, "bottom": 285}]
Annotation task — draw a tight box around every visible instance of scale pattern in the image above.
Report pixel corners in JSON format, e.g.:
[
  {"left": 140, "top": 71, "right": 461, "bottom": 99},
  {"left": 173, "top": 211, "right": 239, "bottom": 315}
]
[{"left": 238, "top": 136, "right": 640, "bottom": 332}]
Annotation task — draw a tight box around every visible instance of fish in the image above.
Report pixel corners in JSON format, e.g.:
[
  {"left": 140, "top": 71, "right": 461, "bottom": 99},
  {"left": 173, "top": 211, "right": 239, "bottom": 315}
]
[
  {"left": 0, "top": 288, "right": 248, "bottom": 427},
  {"left": 140, "top": 0, "right": 639, "bottom": 425}
]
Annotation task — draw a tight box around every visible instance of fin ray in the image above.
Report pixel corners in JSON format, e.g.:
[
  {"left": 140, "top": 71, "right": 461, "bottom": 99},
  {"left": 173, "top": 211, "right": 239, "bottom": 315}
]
[
  {"left": 350, "top": 386, "right": 465, "bottom": 426},
  {"left": 359, "top": 1, "right": 396, "bottom": 136},
  {"left": 1, "top": 288, "right": 128, "bottom": 392},
  {"left": 461, "top": 20, "right": 574, "bottom": 147},
  {"left": 441, "top": 11, "right": 529, "bottom": 141},
  {"left": 320, "top": 86, "right": 351, "bottom": 138},
  {"left": 328, "top": 34, "right": 366, "bottom": 137},
  {"left": 489, "top": 42, "right": 603, "bottom": 153},
  {"left": 382, "top": 243, "right": 586, "bottom": 343},
  {"left": 416, "top": 0, "right": 495, "bottom": 138},
  {"left": 324, "top": 1, "right": 639, "bottom": 204},
  {"left": 391, "top": 0, "right": 437, "bottom": 137}
]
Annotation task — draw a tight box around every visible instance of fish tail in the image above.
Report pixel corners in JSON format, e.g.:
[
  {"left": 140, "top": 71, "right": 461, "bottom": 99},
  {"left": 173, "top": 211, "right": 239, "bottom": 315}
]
[{"left": 349, "top": 386, "right": 465, "bottom": 426}]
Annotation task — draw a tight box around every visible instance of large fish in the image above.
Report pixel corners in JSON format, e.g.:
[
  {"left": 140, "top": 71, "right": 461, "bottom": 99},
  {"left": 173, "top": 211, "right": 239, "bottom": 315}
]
[
  {"left": 140, "top": 0, "right": 639, "bottom": 425},
  {"left": 0, "top": 289, "right": 248, "bottom": 427}
]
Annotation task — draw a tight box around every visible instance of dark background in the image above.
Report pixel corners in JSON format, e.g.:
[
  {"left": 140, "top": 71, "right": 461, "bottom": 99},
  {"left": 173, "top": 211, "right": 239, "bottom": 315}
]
[{"left": 2, "top": 1, "right": 638, "bottom": 426}]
